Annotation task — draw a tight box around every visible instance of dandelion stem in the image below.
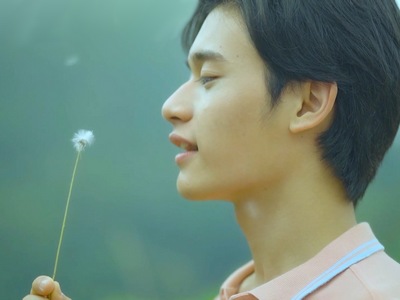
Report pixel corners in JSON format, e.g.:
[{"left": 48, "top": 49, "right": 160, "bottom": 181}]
[{"left": 52, "top": 151, "right": 81, "bottom": 280}]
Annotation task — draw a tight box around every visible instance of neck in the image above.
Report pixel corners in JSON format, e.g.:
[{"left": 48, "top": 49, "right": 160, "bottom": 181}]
[{"left": 233, "top": 162, "right": 357, "bottom": 291}]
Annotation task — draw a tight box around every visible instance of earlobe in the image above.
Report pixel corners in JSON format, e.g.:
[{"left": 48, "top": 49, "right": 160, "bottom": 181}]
[{"left": 290, "top": 81, "right": 337, "bottom": 133}]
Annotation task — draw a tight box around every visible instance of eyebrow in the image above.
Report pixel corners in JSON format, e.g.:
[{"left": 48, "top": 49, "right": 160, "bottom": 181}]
[{"left": 186, "top": 50, "right": 227, "bottom": 68}]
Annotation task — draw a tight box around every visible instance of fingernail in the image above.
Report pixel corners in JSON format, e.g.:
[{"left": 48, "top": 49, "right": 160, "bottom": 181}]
[{"left": 39, "top": 277, "right": 51, "bottom": 292}]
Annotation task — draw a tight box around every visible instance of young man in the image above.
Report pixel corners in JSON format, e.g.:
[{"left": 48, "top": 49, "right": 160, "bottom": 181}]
[{"left": 25, "top": 0, "right": 400, "bottom": 299}]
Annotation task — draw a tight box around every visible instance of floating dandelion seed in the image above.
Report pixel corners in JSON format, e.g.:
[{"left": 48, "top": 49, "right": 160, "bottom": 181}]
[{"left": 52, "top": 130, "right": 94, "bottom": 281}]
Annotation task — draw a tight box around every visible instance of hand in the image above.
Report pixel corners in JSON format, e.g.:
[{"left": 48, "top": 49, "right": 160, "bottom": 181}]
[{"left": 23, "top": 276, "right": 71, "bottom": 300}]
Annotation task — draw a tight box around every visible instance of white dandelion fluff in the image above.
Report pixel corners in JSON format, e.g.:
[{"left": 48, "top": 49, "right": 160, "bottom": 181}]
[{"left": 72, "top": 130, "right": 95, "bottom": 152}]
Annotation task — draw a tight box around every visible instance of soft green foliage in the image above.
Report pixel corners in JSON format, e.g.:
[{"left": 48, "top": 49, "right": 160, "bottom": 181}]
[{"left": 0, "top": 1, "right": 399, "bottom": 299}]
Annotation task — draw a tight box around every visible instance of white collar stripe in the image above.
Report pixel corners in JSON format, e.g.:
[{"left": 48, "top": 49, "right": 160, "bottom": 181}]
[{"left": 291, "top": 239, "right": 384, "bottom": 300}]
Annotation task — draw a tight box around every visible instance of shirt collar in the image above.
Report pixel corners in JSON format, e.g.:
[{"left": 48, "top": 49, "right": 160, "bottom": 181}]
[{"left": 219, "top": 223, "right": 379, "bottom": 300}]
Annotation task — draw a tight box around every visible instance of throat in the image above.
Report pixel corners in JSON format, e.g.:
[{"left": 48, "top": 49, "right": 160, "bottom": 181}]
[{"left": 233, "top": 191, "right": 356, "bottom": 288}]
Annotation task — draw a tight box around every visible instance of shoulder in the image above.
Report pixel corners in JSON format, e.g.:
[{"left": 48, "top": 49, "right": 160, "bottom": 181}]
[
  {"left": 350, "top": 251, "right": 400, "bottom": 298},
  {"left": 310, "top": 251, "right": 400, "bottom": 299}
]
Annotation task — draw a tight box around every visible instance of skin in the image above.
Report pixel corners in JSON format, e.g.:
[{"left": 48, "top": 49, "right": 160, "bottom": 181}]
[
  {"left": 162, "top": 6, "right": 357, "bottom": 291},
  {"left": 23, "top": 275, "right": 70, "bottom": 300},
  {"left": 25, "top": 5, "right": 357, "bottom": 298}
]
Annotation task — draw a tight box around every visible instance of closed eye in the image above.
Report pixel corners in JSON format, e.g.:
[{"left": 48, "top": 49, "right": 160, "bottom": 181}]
[{"left": 196, "top": 76, "right": 218, "bottom": 86}]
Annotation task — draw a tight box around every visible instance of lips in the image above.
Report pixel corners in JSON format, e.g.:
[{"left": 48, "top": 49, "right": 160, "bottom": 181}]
[
  {"left": 169, "top": 133, "right": 198, "bottom": 164},
  {"left": 169, "top": 133, "right": 198, "bottom": 152}
]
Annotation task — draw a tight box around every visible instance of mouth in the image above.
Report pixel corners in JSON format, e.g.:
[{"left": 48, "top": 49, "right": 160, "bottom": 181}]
[
  {"left": 169, "top": 133, "right": 198, "bottom": 152},
  {"left": 179, "top": 142, "right": 198, "bottom": 152}
]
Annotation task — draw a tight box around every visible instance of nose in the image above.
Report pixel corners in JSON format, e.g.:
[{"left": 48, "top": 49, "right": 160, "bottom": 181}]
[{"left": 162, "top": 82, "right": 194, "bottom": 124}]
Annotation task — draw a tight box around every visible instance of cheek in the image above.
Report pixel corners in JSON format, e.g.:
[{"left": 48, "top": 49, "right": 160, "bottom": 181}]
[
  {"left": 198, "top": 98, "right": 252, "bottom": 149},
  {"left": 195, "top": 76, "right": 272, "bottom": 161},
  {"left": 197, "top": 99, "right": 265, "bottom": 172},
  {"left": 200, "top": 85, "right": 264, "bottom": 126}
]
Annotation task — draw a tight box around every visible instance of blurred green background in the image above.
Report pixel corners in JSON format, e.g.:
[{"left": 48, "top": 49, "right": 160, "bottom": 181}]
[{"left": 0, "top": 1, "right": 399, "bottom": 299}]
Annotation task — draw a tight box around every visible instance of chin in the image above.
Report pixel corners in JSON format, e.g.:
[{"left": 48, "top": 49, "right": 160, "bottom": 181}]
[
  {"left": 176, "top": 182, "right": 228, "bottom": 202},
  {"left": 177, "top": 186, "right": 208, "bottom": 201},
  {"left": 176, "top": 177, "right": 199, "bottom": 200}
]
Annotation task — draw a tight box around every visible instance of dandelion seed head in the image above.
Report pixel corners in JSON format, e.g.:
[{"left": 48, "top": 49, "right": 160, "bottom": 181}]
[{"left": 72, "top": 130, "right": 95, "bottom": 152}]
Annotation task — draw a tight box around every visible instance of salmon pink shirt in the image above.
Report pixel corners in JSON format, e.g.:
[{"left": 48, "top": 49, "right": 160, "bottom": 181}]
[{"left": 216, "top": 223, "right": 400, "bottom": 300}]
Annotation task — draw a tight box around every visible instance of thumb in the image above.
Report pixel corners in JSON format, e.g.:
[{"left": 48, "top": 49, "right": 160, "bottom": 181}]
[
  {"left": 51, "top": 282, "right": 71, "bottom": 300},
  {"left": 31, "top": 276, "right": 55, "bottom": 296}
]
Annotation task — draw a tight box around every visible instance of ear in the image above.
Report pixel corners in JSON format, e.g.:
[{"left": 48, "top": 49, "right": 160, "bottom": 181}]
[{"left": 289, "top": 81, "right": 337, "bottom": 133}]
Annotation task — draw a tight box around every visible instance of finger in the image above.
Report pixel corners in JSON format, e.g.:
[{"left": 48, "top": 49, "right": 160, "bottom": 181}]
[
  {"left": 50, "top": 282, "right": 71, "bottom": 300},
  {"left": 22, "top": 296, "right": 48, "bottom": 300},
  {"left": 30, "top": 276, "right": 55, "bottom": 296}
]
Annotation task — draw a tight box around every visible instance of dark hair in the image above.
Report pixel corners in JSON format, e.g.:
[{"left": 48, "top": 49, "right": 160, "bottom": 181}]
[{"left": 182, "top": 0, "right": 400, "bottom": 205}]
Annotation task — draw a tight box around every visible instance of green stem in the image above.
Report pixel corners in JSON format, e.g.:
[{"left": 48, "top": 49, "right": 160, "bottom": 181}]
[{"left": 52, "top": 151, "right": 81, "bottom": 281}]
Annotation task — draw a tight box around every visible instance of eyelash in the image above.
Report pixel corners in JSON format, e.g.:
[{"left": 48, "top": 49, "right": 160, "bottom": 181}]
[{"left": 197, "top": 76, "right": 217, "bottom": 86}]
